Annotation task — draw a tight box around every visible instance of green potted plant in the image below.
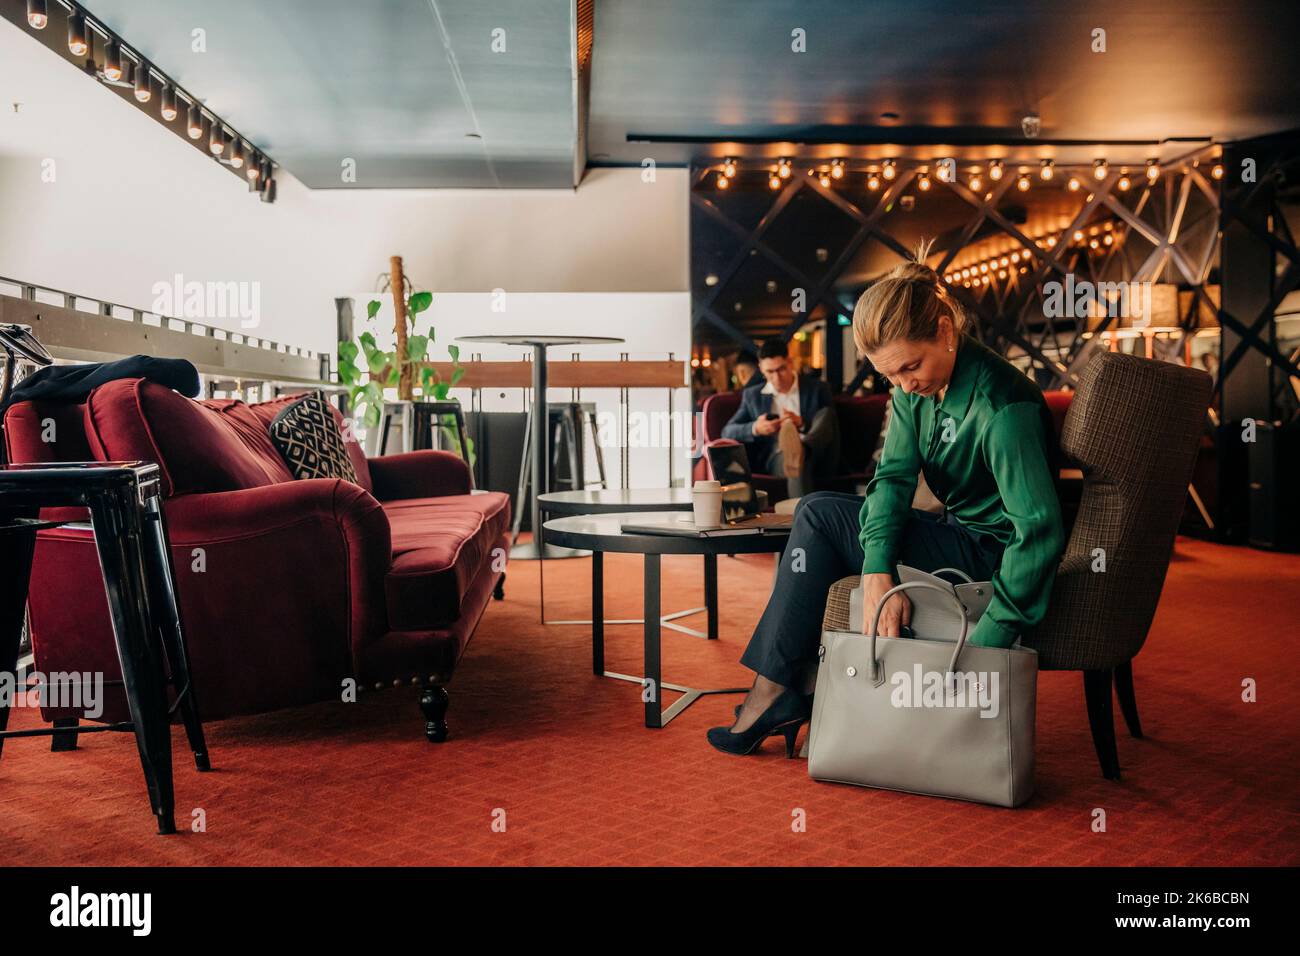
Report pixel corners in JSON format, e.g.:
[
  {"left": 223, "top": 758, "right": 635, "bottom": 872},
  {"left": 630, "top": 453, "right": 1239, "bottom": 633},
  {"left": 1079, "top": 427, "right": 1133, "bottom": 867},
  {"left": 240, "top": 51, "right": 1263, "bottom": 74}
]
[{"left": 337, "top": 265, "right": 471, "bottom": 462}]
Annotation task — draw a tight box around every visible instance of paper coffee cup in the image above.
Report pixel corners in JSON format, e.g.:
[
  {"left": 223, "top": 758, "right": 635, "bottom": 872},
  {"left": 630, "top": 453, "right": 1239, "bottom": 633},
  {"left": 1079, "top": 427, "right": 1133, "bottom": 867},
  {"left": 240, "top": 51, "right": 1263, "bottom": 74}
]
[{"left": 693, "top": 479, "right": 723, "bottom": 526}]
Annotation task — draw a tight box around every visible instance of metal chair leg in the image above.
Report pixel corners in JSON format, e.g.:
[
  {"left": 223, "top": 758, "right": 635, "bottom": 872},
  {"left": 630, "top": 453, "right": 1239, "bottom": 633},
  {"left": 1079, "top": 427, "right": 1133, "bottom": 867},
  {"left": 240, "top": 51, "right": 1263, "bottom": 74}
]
[
  {"left": 89, "top": 488, "right": 177, "bottom": 834},
  {"left": 142, "top": 495, "right": 210, "bottom": 771},
  {"left": 0, "top": 524, "right": 37, "bottom": 761}
]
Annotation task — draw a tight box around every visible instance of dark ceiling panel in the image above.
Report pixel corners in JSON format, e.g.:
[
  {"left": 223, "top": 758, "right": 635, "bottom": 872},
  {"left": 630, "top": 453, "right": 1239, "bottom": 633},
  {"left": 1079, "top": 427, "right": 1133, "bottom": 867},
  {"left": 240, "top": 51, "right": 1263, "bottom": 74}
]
[
  {"left": 86, "top": 0, "right": 577, "bottom": 188},
  {"left": 590, "top": 0, "right": 1300, "bottom": 168}
]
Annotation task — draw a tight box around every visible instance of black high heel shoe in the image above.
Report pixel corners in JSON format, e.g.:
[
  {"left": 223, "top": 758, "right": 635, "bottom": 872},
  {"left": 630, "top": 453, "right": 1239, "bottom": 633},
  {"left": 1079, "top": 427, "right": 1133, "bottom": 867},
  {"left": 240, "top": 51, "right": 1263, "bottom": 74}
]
[{"left": 708, "top": 689, "right": 811, "bottom": 757}]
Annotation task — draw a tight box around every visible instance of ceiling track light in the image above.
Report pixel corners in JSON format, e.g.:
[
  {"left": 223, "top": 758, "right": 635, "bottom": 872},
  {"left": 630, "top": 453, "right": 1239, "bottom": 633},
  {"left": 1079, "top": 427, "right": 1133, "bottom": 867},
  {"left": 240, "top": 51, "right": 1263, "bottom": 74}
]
[
  {"left": 246, "top": 154, "right": 262, "bottom": 181},
  {"left": 768, "top": 172, "right": 781, "bottom": 190},
  {"left": 187, "top": 103, "right": 203, "bottom": 140},
  {"left": 988, "top": 160, "right": 1004, "bottom": 182},
  {"left": 1146, "top": 159, "right": 1160, "bottom": 182},
  {"left": 1039, "top": 160, "right": 1054, "bottom": 180},
  {"left": 1116, "top": 170, "right": 1131, "bottom": 191},
  {"left": 230, "top": 139, "right": 245, "bottom": 169},
  {"left": 67, "top": 10, "right": 87, "bottom": 56},
  {"left": 882, "top": 159, "right": 897, "bottom": 180},
  {"left": 917, "top": 172, "right": 932, "bottom": 191},
  {"left": 1016, "top": 174, "right": 1031, "bottom": 192},
  {"left": 160, "top": 85, "right": 177, "bottom": 121},
  {"left": 830, "top": 159, "right": 844, "bottom": 179},
  {"left": 103, "top": 39, "right": 122, "bottom": 82},
  {"left": 1093, "top": 159, "right": 1109, "bottom": 180},
  {"left": 27, "top": 0, "right": 48, "bottom": 30},
  {"left": 209, "top": 121, "right": 226, "bottom": 155},
  {"left": 134, "top": 61, "right": 152, "bottom": 102}
]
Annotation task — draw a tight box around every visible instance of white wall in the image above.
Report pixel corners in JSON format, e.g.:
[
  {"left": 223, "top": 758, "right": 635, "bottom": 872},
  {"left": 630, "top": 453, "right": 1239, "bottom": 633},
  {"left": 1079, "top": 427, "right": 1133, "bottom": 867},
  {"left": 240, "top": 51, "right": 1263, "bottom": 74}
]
[{"left": 0, "top": 19, "right": 689, "bottom": 355}]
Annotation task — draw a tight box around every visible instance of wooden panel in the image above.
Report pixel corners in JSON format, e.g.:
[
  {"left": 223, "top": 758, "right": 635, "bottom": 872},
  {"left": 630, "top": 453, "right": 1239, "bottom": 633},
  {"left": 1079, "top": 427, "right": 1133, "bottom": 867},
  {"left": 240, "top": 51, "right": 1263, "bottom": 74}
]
[
  {"left": 0, "top": 294, "right": 325, "bottom": 385},
  {"left": 415, "top": 360, "right": 687, "bottom": 388}
]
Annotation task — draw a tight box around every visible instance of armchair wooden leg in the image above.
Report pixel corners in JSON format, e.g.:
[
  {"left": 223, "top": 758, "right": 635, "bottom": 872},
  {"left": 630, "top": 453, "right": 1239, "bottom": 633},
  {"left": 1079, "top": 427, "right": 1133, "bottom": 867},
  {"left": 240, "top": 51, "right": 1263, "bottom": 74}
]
[
  {"left": 1113, "top": 660, "right": 1143, "bottom": 738},
  {"left": 419, "top": 686, "right": 449, "bottom": 743},
  {"left": 1083, "top": 670, "right": 1121, "bottom": 780}
]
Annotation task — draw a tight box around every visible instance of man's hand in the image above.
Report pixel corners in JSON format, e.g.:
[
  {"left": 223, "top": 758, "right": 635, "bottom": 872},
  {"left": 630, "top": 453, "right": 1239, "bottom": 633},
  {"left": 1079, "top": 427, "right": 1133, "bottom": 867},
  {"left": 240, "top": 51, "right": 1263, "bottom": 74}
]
[
  {"left": 780, "top": 411, "right": 804, "bottom": 431},
  {"left": 863, "top": 573, "right": 910, "bottom": 637},
  {"left": 753, "top": 415, "right": 781, "bottom": 437}
]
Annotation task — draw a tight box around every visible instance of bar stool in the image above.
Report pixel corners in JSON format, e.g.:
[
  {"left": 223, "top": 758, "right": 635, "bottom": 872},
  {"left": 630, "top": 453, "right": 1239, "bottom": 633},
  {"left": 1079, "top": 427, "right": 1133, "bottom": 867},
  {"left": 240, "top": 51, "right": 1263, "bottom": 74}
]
[
  {"left": 0, "top": 461, "right": 210, "bottom": 835},
  {"left": 377, "top": 400, "right": 474, "bottom": 485}
]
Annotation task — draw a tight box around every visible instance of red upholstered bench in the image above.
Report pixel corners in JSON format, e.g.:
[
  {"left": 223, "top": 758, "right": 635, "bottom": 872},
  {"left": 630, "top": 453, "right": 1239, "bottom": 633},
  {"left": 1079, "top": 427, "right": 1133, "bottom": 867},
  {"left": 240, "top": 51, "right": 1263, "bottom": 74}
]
[{"left": 2, "top": 379, "right": 509, "bottom": 742}]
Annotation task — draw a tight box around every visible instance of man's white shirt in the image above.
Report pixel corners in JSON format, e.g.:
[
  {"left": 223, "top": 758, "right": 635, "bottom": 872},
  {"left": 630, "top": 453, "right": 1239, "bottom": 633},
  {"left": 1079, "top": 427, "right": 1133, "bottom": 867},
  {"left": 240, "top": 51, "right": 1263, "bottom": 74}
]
[{"left": 762, "top": 380, "right": 801, "bottom": 419}]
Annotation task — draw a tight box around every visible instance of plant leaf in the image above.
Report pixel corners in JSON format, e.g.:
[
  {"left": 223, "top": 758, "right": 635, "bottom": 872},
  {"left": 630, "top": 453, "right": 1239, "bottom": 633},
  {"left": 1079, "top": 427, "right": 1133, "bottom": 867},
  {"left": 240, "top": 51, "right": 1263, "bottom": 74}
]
[
  {"left": 366, "top": 300, "right": 382, "bottom": 320},
  {"left": 406, "top": 334, "right": 429, "bottom": 362},
  {"left": 449, "top": 365, "right": 465, "bottom": 387},
  {"left": 408, "top": 291, "right": 432, "bottom": 315},
  {"left": 447, "top": 343, "right": 459, "bottom": 363},
  {"left": 338, "top": 340, "right": 358, "bottom": 362}
]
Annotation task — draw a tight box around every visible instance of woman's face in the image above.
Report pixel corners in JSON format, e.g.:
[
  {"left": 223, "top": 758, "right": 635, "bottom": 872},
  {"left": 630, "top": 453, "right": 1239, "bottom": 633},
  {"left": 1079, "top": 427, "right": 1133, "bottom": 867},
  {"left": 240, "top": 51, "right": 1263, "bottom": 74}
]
[{"left": 866, "top": 317, "right": 958, "bottom": 397}]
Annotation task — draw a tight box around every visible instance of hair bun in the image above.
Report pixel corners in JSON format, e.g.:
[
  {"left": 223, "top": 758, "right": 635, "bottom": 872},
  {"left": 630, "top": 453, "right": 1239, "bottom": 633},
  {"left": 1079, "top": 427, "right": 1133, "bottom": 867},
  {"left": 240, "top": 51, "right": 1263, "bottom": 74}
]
[{"left": 886, "top": 239, "right": 941, "bottom": 288}]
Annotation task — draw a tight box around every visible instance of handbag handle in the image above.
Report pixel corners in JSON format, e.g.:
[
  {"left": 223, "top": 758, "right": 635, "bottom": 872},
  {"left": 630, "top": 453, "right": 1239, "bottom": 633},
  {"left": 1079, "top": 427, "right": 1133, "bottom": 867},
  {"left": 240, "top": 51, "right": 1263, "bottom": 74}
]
[
  {"left": 931, "top": 566, "right": 973, "bottom": 584},
  {"left": 866, "top": 580, "right": 970, "bottom": 685}
]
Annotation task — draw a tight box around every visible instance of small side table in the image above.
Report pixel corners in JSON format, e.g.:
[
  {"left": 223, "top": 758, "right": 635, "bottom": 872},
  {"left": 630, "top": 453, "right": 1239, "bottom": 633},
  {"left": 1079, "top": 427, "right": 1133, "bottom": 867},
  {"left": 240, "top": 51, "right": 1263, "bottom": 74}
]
[{"left": 0, "top": 461, "right": 210, "bottom": 835}]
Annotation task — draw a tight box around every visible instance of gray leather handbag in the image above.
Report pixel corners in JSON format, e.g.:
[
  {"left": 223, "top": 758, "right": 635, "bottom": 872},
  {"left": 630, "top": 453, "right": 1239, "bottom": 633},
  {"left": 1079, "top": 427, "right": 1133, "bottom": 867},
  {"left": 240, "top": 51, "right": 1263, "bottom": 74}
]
[{"left": 807, "top": 581, "right": 1038, "bottom": 807}]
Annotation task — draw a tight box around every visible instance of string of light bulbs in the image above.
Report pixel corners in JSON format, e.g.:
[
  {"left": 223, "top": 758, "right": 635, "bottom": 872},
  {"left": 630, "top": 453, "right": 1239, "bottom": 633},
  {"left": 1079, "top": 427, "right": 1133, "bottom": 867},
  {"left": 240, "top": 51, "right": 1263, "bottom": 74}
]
[
  {"left": 712, "top": 154, "right": 1225, "bottom": 192},
  {"left": 23, "top": 0, "right": 275, "bottom": 197}
]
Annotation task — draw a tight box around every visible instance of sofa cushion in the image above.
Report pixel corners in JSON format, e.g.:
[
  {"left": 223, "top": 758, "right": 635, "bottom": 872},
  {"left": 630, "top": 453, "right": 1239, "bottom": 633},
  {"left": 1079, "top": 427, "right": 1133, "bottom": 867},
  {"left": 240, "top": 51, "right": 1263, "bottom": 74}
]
[
  {"left": 383, "top": 491, "right": 510, "bottom": 629},
  {"left": 84, "top": 379, "right": 293, "bottom": 497},
  {"left": 268, "top": 392, "right": 360, "bottom": 484},
  {"left": 248, "top": 392, "right": 372, "bottom": 494}
]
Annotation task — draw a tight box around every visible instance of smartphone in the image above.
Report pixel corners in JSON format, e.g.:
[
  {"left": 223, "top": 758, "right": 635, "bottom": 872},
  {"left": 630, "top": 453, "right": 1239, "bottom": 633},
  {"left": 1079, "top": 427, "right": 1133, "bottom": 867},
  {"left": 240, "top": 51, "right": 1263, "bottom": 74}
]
[{"left": 764, "top": 413, "right": 780, "bottom": 421}]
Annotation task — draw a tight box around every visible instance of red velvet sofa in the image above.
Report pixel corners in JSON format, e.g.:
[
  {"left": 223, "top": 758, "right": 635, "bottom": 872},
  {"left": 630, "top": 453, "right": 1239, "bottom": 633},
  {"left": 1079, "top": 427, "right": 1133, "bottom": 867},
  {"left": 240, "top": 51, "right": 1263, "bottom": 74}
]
[{"left": 2, "top": 379, "right": 510, "bottom": 742}]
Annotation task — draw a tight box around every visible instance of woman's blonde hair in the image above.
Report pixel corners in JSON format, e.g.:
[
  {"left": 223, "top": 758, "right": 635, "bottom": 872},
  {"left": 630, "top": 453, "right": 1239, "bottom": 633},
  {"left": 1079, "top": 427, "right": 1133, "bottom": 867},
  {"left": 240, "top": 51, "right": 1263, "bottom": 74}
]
[{"left": 851, "top": 239, "right": 967, "bottom": 353}]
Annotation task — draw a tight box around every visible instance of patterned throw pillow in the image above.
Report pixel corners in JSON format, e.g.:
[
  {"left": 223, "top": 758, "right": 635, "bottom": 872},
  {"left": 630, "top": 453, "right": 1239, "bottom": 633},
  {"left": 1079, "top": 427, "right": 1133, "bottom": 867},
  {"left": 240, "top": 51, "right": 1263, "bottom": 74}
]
[{"left": 268, "top": 392, "right": 360, "bottom": 484}]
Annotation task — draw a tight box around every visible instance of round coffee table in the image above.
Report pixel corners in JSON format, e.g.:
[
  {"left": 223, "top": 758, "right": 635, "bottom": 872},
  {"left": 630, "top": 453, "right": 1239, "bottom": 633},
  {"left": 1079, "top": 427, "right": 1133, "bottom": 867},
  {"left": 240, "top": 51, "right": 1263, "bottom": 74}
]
[
  {"left": 538, "top": 488, "right": 699, "bottom": 633},
  {"left": 537, "top": 488, "right": 694, "bottom": 515},
  {"left": 543, "top": 512, "right": 791, "bottom": 728}
]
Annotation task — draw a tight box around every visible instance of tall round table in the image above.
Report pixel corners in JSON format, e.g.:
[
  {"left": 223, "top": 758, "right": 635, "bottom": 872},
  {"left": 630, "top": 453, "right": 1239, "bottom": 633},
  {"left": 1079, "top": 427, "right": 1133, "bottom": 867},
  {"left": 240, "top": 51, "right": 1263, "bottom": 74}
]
[
  {"left": 455, "top": 334, "right": 625, "bottom": 560},
  {"left": 543, "top": 512, "right": 791, "bottom": 728}
]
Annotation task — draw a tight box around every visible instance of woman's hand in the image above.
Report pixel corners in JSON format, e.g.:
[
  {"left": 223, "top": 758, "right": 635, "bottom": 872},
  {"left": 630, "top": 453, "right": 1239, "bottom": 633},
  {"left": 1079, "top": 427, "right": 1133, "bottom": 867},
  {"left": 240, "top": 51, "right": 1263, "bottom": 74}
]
[{"left": 863, "top": 573, "right": 910, "bottom": 637}]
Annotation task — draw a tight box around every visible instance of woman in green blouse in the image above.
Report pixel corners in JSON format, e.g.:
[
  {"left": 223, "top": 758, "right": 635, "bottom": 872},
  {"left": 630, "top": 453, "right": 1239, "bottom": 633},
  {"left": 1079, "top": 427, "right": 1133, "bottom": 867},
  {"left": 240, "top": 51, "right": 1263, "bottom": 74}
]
[{"left": 708, "top": 247, "right": 1066, "bottom": 757}]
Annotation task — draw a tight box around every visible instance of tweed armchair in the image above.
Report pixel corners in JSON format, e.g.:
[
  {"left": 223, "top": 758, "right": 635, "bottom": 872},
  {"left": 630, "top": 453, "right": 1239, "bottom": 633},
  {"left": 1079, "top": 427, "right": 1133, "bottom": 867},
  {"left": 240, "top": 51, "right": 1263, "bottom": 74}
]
[{"left": 822, "top": 351, "right": 1213, "bottom": 779}]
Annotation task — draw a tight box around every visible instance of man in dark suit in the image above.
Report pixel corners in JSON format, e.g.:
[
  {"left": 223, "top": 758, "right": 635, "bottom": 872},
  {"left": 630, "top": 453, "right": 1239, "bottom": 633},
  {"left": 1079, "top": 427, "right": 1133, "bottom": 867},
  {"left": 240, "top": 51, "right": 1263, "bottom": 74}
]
[{"left": 721, "top": 338, "right": 840, "bottom": 498}]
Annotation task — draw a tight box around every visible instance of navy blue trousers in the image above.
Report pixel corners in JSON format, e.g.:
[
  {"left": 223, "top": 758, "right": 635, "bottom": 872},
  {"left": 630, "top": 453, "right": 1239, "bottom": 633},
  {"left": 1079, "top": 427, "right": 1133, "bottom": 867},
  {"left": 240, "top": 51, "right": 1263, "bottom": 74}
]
[{"left": 739, "top": 491, "right": 1004, "bottom": 687}]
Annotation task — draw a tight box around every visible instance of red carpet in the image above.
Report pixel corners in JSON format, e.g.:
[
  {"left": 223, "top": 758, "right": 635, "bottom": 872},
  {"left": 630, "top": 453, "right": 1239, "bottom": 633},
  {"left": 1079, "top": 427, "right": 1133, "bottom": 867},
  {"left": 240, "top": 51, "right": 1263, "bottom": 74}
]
[{"left": 2, "top": 536, "right": 1298, "bottom": 866}]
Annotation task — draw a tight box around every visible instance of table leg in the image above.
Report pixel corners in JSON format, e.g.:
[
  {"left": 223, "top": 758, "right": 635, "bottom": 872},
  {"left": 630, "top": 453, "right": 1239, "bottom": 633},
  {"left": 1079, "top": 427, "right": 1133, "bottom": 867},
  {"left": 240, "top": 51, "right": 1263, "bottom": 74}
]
[
  {"left": 592, "top": 550, "right": 605, "bottom": 675},
  {"left": 90, "top": 488, "right": 176, "bottom": 835},
  {"left": 704, "top": 553, "right": 718, "bottom": 640},
  {"left": 142, "top": 495, "right": 211, "bottom": 772},
  {"left": 643, "top": 553, "right": 662, "bottom": 729}
]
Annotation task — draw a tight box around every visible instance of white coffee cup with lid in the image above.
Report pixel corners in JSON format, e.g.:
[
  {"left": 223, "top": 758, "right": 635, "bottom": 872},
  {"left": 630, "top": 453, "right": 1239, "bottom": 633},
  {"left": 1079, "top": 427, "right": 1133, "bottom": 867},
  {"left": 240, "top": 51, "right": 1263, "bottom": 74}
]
[{"left": 692, "top": 479, "right": 723, "bottom": 527}]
